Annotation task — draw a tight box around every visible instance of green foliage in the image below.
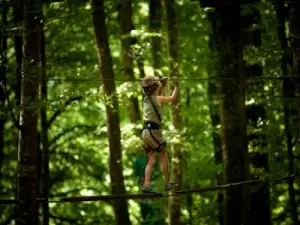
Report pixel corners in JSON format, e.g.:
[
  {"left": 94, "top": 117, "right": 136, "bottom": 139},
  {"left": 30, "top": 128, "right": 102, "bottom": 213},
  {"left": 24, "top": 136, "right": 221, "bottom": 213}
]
[{"left": 1, "top": 0, "right": 299, "bottom": 225}]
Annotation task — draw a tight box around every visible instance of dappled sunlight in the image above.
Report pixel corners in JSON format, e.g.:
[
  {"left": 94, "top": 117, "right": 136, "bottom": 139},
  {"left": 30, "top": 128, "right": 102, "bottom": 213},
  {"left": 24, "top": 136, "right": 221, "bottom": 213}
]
[{"left": 1, "top": 0, "right": 300, "bottom": 224}]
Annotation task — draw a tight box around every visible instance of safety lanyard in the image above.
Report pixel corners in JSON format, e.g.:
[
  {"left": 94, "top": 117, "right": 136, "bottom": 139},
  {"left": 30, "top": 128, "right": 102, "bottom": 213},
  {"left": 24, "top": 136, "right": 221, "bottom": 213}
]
[{"left": 144, "top": 93, "right": 162, "bottom": 122}]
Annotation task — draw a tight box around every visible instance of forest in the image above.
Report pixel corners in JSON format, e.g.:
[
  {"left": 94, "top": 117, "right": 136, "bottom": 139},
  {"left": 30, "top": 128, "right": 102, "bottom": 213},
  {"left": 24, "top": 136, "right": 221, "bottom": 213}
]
[{"left": 0, "top": 0, "right": 300, "bottom": 224}]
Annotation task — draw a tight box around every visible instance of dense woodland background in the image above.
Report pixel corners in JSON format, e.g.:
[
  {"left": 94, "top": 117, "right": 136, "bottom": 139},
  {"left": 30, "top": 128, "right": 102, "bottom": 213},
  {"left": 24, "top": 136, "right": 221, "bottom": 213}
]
[{"left": 0, "top": 0, "right": 300, "bottom": 225}]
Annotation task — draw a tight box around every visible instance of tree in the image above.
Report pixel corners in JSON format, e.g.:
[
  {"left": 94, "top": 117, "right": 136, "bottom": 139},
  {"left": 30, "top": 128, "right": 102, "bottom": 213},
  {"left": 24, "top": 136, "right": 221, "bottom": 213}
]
[
  {"left": 150, "top": 0, "right": 163, "bottom": 75},
  {"left": 91, "top": 1, "right": 131, "bottom": 225},
  {"left": 288, "top": 0, "right": 300, "bottom": 152},
  {"left": 118, "top": 0, "right": 141, "bottom": 123},
  {"left": 214, "top": 4, "right": 250, "bottom": 225},
  {"left": 207, "top": 11, "right": 223, "bottom": 225},
  {"left": 12, "top": 0, "right": 24, "bottom": 107},
  {"left": 286, "top": 0, "right": 300, "bottom": 224},
  {"left": 16, "top": 0, "right": 42, "bottom": 224},
  {"left": 242, "top": 3, "right": 271, "bottom": 224},
  {"left": 0, "top": 0, "right": 8, "bottom": 188},
  {"left": 163, "top": 0, "right": 183, "bottom": 224},
  {"left": 40, "top": 7, "right": 50, "bottom": 225}
]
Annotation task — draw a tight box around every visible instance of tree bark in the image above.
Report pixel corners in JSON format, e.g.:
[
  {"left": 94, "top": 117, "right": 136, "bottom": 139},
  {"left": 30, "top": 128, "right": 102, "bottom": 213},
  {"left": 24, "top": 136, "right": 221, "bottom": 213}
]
[
  {"left": 0, "top": 0, "right": 8, "bottom": 187},
  {"left": 163, "top": 0, "right": 183, "bottom": 224},
  {"left": 16, "top": 0, "right": 42, "bottom": 224},
  {"left": 279, "top": 1, "right": 300, "bottom": 224},
  {"left": 118, "top": 0, "right": 141, "bottom": 123},
  {"left": 150, "top": 0, "right": 162, "bottom": 74},
  {"left": 288, "top": 0, "right": 300, "bottom": 155},
  {"left": 207, "top": 12, "right": 224, "bottom": 225},
  {"left": 91, "top": 1, "right": 131, "bottom": 225},
  {"left": 12, "top": 0, "right": 24, "bottom": 107},
  {"left": 214, "top": 5, "right": 250, "bottom": 225},
  {"left": 241, "top": 3, "right": 271, "bottom": 225},
  {"left": 40, "top": 9, "right": 50, "bottom": 225}
]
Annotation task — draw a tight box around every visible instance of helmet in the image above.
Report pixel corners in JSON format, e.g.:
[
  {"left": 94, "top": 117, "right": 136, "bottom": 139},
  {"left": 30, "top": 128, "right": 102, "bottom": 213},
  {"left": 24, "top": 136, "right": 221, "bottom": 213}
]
[{"left": 141, "top": 75, "right": 161, "bottom": 88}]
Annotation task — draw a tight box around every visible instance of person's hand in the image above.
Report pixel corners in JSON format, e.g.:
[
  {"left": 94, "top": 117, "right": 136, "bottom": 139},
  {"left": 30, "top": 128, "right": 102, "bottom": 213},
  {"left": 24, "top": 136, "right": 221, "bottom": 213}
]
[
  {"left": 160, "top": 76, "right": 168, "bottom": 87},
  {"left": 172, "top": 76, "right": 179, "bottom": 87}
]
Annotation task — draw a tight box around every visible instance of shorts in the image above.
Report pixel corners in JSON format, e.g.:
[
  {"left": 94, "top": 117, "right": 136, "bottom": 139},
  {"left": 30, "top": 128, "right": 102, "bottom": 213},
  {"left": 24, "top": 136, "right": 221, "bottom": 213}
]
[{"left": 141, "top": 128, "right": 166, "bottom": 153}]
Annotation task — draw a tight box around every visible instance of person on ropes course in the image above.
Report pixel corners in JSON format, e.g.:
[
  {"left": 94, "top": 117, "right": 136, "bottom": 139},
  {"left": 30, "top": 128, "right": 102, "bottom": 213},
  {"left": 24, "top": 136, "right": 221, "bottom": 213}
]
[{"left": 140, "top": 75, "right": 179, "bottom": 193}]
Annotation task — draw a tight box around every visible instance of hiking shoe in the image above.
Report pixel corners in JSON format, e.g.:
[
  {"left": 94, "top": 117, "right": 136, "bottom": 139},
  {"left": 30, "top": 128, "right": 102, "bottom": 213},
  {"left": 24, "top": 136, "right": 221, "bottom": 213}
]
[
  {"left": 142, "top": 185, "right": 157, "bottom": 193},
  {"left": 164, "top": 182, "right": 178, "bottom": 191}
]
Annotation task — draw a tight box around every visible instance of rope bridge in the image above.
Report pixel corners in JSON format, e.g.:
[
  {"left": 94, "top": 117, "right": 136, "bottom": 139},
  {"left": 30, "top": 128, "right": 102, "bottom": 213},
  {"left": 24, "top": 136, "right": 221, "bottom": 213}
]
[{"left": 1, "top": 172, "right": 299, "bottom": 204}]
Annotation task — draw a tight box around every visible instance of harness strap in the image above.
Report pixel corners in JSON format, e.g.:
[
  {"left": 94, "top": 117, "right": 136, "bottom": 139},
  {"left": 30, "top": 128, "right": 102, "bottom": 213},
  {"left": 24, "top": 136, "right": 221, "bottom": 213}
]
[
  {"left": 149, "top": 129, "right": 161, "bottom": 147},
  {"left": 144, "top": 121, "right": 160, "bottom": 130},
  {"left": 143, "top": 87, "right": 162, "bottom": 122}
]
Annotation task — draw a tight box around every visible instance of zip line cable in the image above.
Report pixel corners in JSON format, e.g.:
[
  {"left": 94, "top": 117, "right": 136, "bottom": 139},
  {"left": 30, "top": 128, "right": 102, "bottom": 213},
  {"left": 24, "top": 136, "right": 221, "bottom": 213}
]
[
  {"left": 3, "top": 76, "right": 300, "bottom": 82},
  {"left": 1, "top": 172, "right": 299, "bottom": 204}
]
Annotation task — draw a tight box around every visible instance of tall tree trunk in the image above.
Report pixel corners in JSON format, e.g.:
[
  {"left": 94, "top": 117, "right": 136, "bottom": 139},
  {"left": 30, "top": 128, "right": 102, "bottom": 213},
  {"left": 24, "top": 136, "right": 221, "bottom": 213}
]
[
  {"left": 12, "top": 0, "right": 24, "bottom": 107},
  {"left": 288, "top": 0, "right": 300, "bottom": 155},
  {"left": 184, "top": 89, "right": 194, "bottom": 225},
  {"left": 40, "top": 9, "right": 50, "bottom": 225},
  {"left": 118, "top": 0, "right": 141, "bottom": 123},
  {"left": 214, "top": 5, "right": 250, "bottom": 225},
  {"left": 150, "top": 0, "right": 162, "bottom": 74},
  {"left": 163, "top": 0, "right": 183, "bottom": 224},
  {"left": 0, "top": 0, "right": 8, "bottom": 187},
  {"left": 207, "top": 11, "right": 223, "bottom": 225},
  {"left": 241, "top": 4, "right": 271, "bottom": 225},
  {"left": 91, "top": 1, "right": 131, "bottom": 225},
  {"left": 16, "top": 0, "right": 42, "bottom": 224},
  {"left": 282, "top": 1, "right": 300, "bottom": 224}
]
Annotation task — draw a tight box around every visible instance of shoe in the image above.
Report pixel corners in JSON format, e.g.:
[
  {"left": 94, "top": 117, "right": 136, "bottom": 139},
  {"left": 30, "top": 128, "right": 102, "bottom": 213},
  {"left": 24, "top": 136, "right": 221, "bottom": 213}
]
[
  {"left": 142, "top": 185, "right": 157, "bottom": 193},
  {"left": 164, "top": 182, "right": 178, "bottom": 191}
]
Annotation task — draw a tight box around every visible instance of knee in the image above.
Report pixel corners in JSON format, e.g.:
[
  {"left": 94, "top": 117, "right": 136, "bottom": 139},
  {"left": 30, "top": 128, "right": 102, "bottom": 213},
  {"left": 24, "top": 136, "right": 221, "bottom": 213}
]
[{"left": 147, "top": 156, "right": 156, "bottom": 166}]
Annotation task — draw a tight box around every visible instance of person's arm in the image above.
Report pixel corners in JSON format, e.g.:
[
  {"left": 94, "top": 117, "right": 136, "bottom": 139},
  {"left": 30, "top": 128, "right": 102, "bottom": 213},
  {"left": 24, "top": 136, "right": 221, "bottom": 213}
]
[{"left": 157, "top": 86, "right": 178, "bottom": 104}]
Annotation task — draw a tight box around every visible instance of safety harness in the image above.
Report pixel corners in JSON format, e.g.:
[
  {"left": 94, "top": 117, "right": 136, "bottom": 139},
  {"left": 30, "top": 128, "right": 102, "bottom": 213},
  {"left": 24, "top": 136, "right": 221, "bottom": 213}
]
[{"left": 142, "top": 91, "right": 167, "bottom": 153}]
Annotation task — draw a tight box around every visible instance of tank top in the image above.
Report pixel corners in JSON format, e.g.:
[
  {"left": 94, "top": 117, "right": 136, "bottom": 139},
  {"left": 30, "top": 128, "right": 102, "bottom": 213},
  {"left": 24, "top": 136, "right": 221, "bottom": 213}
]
[{"left": 143, "top": 95, "right": 162, "bottom": 126}]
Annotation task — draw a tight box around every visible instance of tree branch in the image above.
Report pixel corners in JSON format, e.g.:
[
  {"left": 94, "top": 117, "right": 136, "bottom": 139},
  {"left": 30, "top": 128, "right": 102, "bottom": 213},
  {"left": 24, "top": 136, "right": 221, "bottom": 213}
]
[
  {"left": 0, "top": 81, "right": 21, "bottom": 130},
  {"left": 49, "top": 125, "right": 96, "bottom": 148},
  {"left": 47, "top": 96, "right": 83, "bottom": 129},
  {"left": 48, "top": 169, "right": 72, "bottom": 191}
]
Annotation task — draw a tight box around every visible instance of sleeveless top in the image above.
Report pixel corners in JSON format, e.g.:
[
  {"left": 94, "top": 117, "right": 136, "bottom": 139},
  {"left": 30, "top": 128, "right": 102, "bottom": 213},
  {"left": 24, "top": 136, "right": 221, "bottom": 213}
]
[{"left": 143, "top": 95, "right": 162, "bottom": 126}]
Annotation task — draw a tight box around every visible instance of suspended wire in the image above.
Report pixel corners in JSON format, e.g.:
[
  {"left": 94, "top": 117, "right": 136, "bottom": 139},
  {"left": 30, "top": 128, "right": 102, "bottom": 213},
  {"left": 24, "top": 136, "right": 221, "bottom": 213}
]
[
  {"left": 3, "top": 76, "right": 300, "bottom": 82},
  {"left": 0, "top": 172, "right": 299, "bottom": 204}
]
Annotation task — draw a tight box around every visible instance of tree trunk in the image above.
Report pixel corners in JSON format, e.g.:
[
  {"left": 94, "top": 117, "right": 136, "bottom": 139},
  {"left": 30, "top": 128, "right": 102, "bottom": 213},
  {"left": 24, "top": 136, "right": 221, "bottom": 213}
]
[
  {"left": 16, "top": 0, "right": 42, "bottom": 224},
  {"left": 91, "top": 1, "right": 131, "bottom": 225},
  {"left": 288, "top": 0, "right": 300, "bottom": 154},
  {"left": 118, "top": 0, "right": 141, "bottom": 123},
  {"left": 279, "top": 1, "right": 300, "bottom": 224},
  {"left": 12, "top": 0, "right": 24, "bottom": 107},
  {"left": 185, "top": 88, "right": 194, "bottom": 225},
  {"left": 241, "top": 3, "right": 271, "bottom": 225},
  {"left": 207, "top": 11, "right": 224, "bottom": 225},
  {"left": 150, "top": 0, "right": 162, "bottom": 74},
  {"left": 214, "top": 5, "right": 250, "bottom": 225},
  {"left": 0, "top": 0, "right": 8, "bottom": 187},
  {"left": 163, "top": 0, "right": 183, "bottom": 224},
  {"left": 40, "top": 9, "right": 50, "bottom": 225}
]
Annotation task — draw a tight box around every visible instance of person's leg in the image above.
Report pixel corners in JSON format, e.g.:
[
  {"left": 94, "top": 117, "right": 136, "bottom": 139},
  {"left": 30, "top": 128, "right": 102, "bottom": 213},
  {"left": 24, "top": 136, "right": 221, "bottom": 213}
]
[
  {"left": 159, "top": 147, "right": 178, "bottom": 191},
  {"left": 143, "top": 151, "right": 156, "bottom": 187},
  {"left": 159, "top": 149, "right": 169, "bottom": 184}
]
